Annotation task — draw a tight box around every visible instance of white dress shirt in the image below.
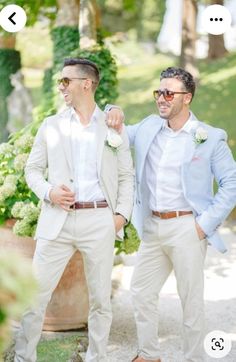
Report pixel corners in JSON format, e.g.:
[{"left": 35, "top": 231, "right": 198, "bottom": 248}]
[
  {"left": 146, "top": 114, "right": 196, "bottom": 212},
  {"left": 70, "top": 106, "right": 105, "bottom": 202},
  {"left": 46, "top": 106, "right": 105, "bottom": 202}
]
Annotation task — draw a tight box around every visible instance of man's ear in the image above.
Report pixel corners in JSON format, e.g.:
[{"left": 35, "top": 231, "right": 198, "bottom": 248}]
[
  {"left": 184, "top": 93, "right": 192, "bottom": 105},
  {"left": 84, "top": 79, "right": 92, "bottom": 90}
]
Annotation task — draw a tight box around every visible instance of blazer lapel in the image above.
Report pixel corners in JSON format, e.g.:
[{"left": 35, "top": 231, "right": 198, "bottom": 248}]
[
  {"left": 96, "top": 108, "right": 107, "bottom": 176},
  {"left": 58, "top": 109, "right": 74, "bottom": 175},
  {"left": 183, "top": 119, "right": 200, "bottom": 164}
]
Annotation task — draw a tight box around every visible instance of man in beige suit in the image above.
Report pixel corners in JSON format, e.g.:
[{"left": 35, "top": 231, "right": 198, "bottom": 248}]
[{"left": 14, "top": 58, "right": 134, "bottom": 362}]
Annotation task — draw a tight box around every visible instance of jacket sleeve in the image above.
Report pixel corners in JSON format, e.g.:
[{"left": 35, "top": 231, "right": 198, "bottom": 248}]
[
  {"left": 24, "top": 120, "right": 52, "bottom": 201},
  {"left": 115, "top": 127, "right": 135, "bottom": 221},
  {"left": 196, "top": 133, "right": 236, "bottom": 236}
]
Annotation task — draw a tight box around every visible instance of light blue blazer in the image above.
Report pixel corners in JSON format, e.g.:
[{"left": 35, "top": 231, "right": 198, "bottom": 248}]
[{"left": 126, "top": 114, "right": 236, "bottom": 253}]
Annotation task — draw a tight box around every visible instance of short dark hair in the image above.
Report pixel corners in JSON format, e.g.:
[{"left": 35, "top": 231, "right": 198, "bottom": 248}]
[
  {"left": 63, "top": 58, "right": 100, "bottom": 88},
  {"left": 160, "top": 67, "right": 196, "bottom": 100}
]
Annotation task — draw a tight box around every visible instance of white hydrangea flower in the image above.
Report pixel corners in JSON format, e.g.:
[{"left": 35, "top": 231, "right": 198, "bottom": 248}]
[
  {"left": 19, "top": 202, "right": 40, "bottom": 222},
  {"left": 0, "top": 173, "right": 4, "bottom": 185},
  {"left": 0, "top": 143, "right": 14, "bottom": 157},
  {"left": 14, "top": 134, "right": 34, "bottom": 153},
  {"left": 2, "top": 183, "right": 17, "bottom": 198},
  {"left": 14, "top": 153, "right": 29, "bottom": 172},
  {"left": 5, "top": 174, "right": 18, "bottom": 186},
  {"left": 11, "top": 201, "right": 25, "bottom": 218},
  {"left": 0, "top": 187, "right": 6, "bottom": 203},
  {"left": 13, "top": 219, "right": 32, "bottom": 237}
]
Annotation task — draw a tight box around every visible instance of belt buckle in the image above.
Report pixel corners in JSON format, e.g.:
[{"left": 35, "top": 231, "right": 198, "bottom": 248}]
[
  {"left": 176, "top": 211, "right": 179, "bottom": 218},
  {"left": 94, "top": 201, "right": 97, "bottom": 209}
]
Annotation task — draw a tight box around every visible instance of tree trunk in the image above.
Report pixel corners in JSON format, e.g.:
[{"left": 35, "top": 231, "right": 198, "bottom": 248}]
[
  {"left": 180, "top": 0, "right": 199, "bottom": 80},
  {"left": 0, "top": 34, "right": 16, "bottom": 49},
  {"left": 208, "top": 0, "right": 228, "bottom": 59},
  {"left": 79, "top": 0, "right": 97, "bottom": 48},
  {"left": 55, "top": 0, "right": 80, "bottom": 27}
]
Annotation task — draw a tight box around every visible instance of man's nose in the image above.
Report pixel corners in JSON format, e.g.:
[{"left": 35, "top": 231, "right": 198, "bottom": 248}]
[
  {"left": 58, "top": 83, "right": 65, "bottom": 91},
  {"left": 157, "top": 93, "right": 165, "bottom": 101}
]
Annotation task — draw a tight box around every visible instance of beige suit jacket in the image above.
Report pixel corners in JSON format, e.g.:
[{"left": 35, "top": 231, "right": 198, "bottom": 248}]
[{"left": 25, "top": 107, "right": 134, "bottom": 240}]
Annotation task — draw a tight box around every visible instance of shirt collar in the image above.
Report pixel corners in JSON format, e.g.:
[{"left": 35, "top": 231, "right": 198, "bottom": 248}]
[
  {"left": 162, "top": 112, "right": 198, "bottom": 135},
  {"left": 70, "top": 104, "right": 99, "bottom": 126}
]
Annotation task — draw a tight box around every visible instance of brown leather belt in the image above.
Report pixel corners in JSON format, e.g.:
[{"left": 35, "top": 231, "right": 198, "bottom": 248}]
[
  {"left": 70, "top": 200, "right": 108, "bottom": 209},
  {"left": 152, "top": 210, "right": 193, "bottom": 219}
]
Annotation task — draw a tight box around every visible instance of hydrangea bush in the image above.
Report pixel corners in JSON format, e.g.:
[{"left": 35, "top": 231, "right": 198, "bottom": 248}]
[{"left": 0, "top": 132, "right": 40, "bottom": 237}]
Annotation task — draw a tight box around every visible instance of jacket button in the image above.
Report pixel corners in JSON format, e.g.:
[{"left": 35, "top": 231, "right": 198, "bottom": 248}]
[{"left": 70, "top": 179, "right": 74, "bottom": 182}]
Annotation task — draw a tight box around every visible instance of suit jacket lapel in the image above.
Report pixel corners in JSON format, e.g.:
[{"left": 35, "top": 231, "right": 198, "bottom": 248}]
[
  {"left": 183, "top": 118, "right": 200, "bottom": 164},
  {"left": 58, "top": 108, "right": 74, "bottom": 175},
  {"left": 96, "top": 108, "right": 107, "bottom": 176}
]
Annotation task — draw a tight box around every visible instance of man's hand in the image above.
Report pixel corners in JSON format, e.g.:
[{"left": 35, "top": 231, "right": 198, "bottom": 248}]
[
  {"left": 195, "top": 222, "right": 206, "bottom": 240},
  {"left": 49, "top": 185, "right": 75, "bottom": 211},
  {"left": 113, "top": 214, "right": 126, "bottom": 233},
  {"left": 106, "top": 108, "right": 124, "bottom": 133}
]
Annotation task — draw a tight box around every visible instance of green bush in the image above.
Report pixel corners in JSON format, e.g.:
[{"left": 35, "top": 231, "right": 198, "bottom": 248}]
[
  {"left": 51, "top": 26, "right": 80, "bottom": 70},
  {"left": 42, "top": 28, "right": 118, "bottom": 111},
  {"left": 73, "top": 45, "right": 119, "bottom": 108},
  {"left": 41, "top": 26, "right": 80, "bottom": 113}
]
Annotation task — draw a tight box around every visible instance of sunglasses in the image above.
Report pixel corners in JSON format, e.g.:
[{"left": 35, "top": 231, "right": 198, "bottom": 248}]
[
  {"left": 57, "top": 77, "right": 97, "bottom": 87},
  {"left": 153, "top": 89, "right": 189, "bottom": 102}
]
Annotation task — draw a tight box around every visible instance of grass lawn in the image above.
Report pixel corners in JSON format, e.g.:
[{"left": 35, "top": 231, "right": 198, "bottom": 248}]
[
  {"left": 37, "top": 331, "right": 88, "bottom": 362},
  {"left": 37, "top": 335, "right": 82, "bottom": 362}
]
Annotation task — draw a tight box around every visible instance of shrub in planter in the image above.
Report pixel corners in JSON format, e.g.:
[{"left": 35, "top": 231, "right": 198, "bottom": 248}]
[{"left": 0, "top": 132, "right": 40, "bottom": 235}]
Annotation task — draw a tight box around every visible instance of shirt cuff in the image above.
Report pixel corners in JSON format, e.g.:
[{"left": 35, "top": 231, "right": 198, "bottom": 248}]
[{"left": 44, "top": 186, "right": 53, "bottom": 203}]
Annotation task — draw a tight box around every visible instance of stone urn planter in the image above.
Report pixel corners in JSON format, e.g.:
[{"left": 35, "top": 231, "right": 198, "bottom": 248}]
[{"left": 0, "top": 219, "right": 89, "bottom": 331}]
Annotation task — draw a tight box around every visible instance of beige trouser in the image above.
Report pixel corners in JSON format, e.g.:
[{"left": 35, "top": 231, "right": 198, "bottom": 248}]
[
  {"left": 131, "top": 214, "right": 207, "bottom": 362},
  {"left": 14, "top": 207, "right": 116, "bottom": 362}
]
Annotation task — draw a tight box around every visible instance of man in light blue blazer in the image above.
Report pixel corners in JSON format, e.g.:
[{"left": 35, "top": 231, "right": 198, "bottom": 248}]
[{"left": 108, "top": 67, "right": 236, "bottom": 362}]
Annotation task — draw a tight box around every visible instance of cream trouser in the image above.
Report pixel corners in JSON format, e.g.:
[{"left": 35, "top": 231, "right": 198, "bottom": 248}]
[
  {"left": 14, "top": 207, "right": 116, "bottom": 362},
  {"left": 131, "top": 214, "right": 207, "bottom": 362}
]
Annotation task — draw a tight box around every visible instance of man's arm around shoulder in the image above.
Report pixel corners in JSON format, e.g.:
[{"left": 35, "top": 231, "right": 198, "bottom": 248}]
[{"left": 115, "top": 126, "right": 134, "bottom": 223}]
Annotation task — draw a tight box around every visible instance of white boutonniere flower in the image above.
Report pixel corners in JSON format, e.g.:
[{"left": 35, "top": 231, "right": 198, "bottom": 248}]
[
  {"left": 194, "top": 127, "right": 208, "bottom": 145},
  {"left": 105, "top": 129, "right": 123, "bottom": 152}
]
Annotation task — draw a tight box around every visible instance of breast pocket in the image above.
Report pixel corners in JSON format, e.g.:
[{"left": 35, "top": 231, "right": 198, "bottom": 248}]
[{"left": 183, "top": 156, "right": 212, "bottom": 198}]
